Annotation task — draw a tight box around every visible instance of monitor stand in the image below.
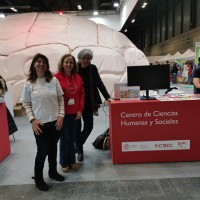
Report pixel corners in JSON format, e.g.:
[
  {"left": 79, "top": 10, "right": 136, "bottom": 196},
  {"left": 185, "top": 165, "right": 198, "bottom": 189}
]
[{"left": 140, "top": 89, "right": 157, "bottom": 100}]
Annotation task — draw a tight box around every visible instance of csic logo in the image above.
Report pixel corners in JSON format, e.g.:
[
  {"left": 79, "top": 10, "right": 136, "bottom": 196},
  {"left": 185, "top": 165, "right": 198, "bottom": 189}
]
[{"left": 155, "top": 143, "right": 173, "bottom": 148}]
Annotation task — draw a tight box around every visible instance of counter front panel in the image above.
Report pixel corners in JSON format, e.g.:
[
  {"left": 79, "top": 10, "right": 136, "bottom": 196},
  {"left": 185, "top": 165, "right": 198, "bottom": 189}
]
[
  {"left": 109, "top": 100, "right": 200, "bottom": 164},
  {"left": 0, "top": 103, "right": 11, "bottom": 162}
]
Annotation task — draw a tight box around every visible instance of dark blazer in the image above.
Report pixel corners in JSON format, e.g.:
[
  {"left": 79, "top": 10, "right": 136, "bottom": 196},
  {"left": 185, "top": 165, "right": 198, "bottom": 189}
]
[
  {"left": 6, "top": 107, "right": 18, "bottom": 135},
  {"left": 171, "top": 65, "right": 178, "bottom": 74},
  {"left": 78, "top": 64, "right": 110, "bottom": 112}
]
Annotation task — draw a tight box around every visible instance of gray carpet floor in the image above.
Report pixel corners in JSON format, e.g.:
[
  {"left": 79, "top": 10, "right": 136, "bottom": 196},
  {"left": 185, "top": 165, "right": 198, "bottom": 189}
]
[{"left": 1, "top": 178, "right": 200, "bottom": 200}]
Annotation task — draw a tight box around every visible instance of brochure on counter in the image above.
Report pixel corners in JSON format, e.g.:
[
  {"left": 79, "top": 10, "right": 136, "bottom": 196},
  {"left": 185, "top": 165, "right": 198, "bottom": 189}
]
[
  {"left": 157, "top": 94, "right": 200, "bottom": 101},
  {"left": 120, "top": 86, "right": 140, "bottom": 100}
]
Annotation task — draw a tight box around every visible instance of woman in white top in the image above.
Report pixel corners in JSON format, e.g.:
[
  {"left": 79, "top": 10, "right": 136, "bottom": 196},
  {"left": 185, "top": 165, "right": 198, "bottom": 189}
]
[
  {"left": 182, "top": 63, "right": 189, "bottom": 83},
  {"left": 20, "top": 53, "right": 65, "bottom": 191}
]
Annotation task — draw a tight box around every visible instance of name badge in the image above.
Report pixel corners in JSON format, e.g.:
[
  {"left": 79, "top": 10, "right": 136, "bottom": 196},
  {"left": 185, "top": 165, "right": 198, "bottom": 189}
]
[{"left": 68, "top": 98, "right": 75, "bottom": 105}]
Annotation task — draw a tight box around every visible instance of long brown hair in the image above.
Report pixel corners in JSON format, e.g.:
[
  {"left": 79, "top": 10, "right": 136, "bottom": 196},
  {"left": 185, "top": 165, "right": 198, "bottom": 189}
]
[
  {"left": 57, "top": 54, "right": 77, "bottom": 75},
  {"left": 0, "top": 75, "right": 8, "bottom": 94},
  {"left": 28, "top": 53, "right": 53, "bottom": 83}
]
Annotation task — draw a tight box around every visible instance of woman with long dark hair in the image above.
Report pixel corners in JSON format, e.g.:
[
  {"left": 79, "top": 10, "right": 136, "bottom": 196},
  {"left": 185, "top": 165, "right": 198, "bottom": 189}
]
[{"left": 20, "top": 53, "right": 65, "bottom": 191}]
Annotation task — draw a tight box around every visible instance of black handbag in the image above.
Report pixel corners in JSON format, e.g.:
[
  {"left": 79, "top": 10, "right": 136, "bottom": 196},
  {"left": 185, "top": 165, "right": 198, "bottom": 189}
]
[{"left": 93, "top": 128, "right": 109, "bottom": 150}]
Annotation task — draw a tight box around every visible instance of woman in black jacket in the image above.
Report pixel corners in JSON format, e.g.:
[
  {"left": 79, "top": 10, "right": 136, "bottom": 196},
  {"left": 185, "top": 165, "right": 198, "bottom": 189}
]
[
  {"left": 76, "top": 48, "right": 112, "bottom": 162},
  {"left": 171, "top": 63, "right": 179, "bottom": 84},
  {"left": 0, "top": 75, "right": 18, "bottom": 136}
]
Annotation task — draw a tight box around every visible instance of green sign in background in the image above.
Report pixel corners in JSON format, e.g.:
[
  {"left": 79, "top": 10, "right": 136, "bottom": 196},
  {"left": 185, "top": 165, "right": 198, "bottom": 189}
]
[{"left": 195, "top": 42, "right": 200, "bottom": 64}]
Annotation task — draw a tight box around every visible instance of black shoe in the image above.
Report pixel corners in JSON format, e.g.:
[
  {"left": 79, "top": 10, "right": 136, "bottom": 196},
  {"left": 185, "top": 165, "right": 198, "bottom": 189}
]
[
  {"left": 35, "top": 180, "right": 49, "bottom": 191},
  {"left": 49, "top": 172, "right": 65, "bottom": 182},
  {"left": 77, "top": 153, "right": 84, "bottom": 162}
]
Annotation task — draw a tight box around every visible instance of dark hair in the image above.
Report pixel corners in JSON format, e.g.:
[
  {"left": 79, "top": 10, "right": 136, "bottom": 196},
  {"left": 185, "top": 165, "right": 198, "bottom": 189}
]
[
  {"left": 57, "top": 54, "right": 77, "bottom": 75},
  {"left": 0, "top": 75, "right": 8, "bottom": 94},
  {"left": 27, "top": 53, "right": 53, "bottom": 83}
]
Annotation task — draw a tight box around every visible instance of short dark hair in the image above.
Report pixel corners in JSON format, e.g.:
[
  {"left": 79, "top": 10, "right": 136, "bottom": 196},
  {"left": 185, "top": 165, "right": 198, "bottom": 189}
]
[{"left": 28, "top": 53, "right": 53, "bottom": 83}]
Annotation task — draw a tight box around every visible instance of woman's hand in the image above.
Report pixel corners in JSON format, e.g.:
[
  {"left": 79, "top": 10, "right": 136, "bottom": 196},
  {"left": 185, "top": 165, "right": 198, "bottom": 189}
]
[
  {"left": 75, "top": 111, "right": 82, "bottom": 120},
  {"left": 31, "top": 119, "right": 43, "bottom": 135},
  {"left": 55, "top": 116, "right": 64, "bottom": 131},
  {"left": 108, "top": 98, "right": 114, "bottom": 102}
]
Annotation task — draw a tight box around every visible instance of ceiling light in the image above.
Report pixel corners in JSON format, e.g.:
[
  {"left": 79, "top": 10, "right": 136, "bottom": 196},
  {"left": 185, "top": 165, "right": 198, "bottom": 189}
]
[
  {"left": 142, "top": 1, "right": 147, "bottom": 8},
  {"left": 93, "top": 11, "right": 98, "bottom": 16},
  {"left": 124, "top": 29, "right": 127, "bottom": 32},
  {"left": 0, "top": 13, "right": 5, "bottom": 18},
  {"left": 114, "top": 2, "right": 119, "bottom": 7},
  {"left": 77, "top": 5, "right": 82, "bottom": 10},
  {"left": 131, "top": 19, "right": 135, "bottom": 23},
  {"left": 58, "top": 11, "right": 63, "bottom": 15},
  {"left": 10, "top": 7, "right": 17, "bottom": 12}
]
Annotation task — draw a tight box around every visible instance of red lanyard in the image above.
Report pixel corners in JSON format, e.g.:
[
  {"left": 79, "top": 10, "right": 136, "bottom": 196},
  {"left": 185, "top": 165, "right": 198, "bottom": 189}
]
[{"left": 65, "top": 75, "right": 77, "bottom": 97}]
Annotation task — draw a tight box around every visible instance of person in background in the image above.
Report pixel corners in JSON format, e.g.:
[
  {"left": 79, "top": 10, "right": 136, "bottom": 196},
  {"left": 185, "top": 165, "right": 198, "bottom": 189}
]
[
  {"left": 198, "top": 57, "right": 200, "bottom": 68},
  {"left": 193, "top": 57, "right": 200, "bottom": 71},
  {"left": 182, "top": 62, "right": 189, "bottom": 83},
  {"left": 193, "top": 61, "right": 200, "bottom": 94},
  {"left": 0, "top": 75, "right": 7, "bottom": 97},
  {"left": 76, "top": 48, "right": 112, "bottom": 162},
  {"left": 55, "top": 54, "right": 84, "bottom": 173},
  {"left": 171, "top": 63, "right": 179, "bottom": 84},
  {"left": 0, "top": 75, "right": 18, "bottom": 136},
  {"left": 187, "top": 63, "right": 193, "bottom": 84},
  {"left": 20, "top": 53, "right": 65, "bottom": 191}
]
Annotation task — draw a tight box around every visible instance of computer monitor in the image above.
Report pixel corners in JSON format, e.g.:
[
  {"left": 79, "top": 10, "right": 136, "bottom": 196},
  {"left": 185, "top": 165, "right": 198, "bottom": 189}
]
[{"left": 127, "top": 64, "right": 170, "bottom": 100}]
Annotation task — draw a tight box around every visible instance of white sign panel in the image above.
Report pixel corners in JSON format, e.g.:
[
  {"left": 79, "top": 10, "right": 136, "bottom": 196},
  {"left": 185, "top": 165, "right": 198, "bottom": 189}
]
[{"left": 122, "top": 140, "right": 190, "bottom": 152}]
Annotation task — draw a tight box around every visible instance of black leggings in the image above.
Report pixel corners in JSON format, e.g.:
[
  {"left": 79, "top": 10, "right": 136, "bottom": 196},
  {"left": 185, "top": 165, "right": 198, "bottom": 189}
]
[
  {"left": 76, "top": 104, "right": 94, "bottom": 154},
  {"left": 34, "top": 120, "right": 60, "bottom": 182}
]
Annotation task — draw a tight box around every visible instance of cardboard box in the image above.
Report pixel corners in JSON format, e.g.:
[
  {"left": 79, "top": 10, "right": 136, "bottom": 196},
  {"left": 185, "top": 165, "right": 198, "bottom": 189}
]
[{"left": 14, "top": 103, "right": 26, "bottom": 117}]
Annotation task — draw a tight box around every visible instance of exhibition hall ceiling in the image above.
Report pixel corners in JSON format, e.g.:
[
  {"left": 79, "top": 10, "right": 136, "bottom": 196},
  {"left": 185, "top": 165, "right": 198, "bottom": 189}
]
[
  {"left": 0, "top": 0, "right": 122, "bottom": 15},
  {"left": 121, "top": 0, "right": 155, "bottom": 32},
  {"left": 0, "top": 0, "right": 155, "bottom": 33}
]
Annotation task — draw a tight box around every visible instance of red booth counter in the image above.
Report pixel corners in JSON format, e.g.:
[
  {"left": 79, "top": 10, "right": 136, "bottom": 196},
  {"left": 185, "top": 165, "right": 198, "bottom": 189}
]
[
  {"left": 109, "top": 99, "right": 200, "bottom": 164},
  {"left": 0, "top": 102, "right": 11, "bottom": 162}
]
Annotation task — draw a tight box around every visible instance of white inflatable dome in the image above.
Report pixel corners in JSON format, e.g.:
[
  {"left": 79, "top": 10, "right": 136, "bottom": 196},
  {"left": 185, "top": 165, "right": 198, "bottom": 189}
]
[{"left": 0, "top": 12, "right": 149, "bottom": 106}]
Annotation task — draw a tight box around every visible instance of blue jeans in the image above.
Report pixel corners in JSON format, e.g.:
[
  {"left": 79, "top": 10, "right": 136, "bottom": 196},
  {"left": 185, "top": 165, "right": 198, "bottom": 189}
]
[
  {"left": 59, "top": 114, "right": 79, "bottom": 167},
  {"left": 172, "top": 73, "right": 177, "bottom": 84},
  {"left": 188, "top": 75, "right": 192, "bottom": 84}
]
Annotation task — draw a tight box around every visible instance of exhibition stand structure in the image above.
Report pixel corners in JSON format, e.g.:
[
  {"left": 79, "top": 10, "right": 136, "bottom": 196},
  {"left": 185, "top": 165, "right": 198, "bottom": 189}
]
[
  {"left": 0, "top": 102, "right": 11, "bottom": 162},
  {"left": 109, "top": 98, "right": 200, "bottom": 164}
]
